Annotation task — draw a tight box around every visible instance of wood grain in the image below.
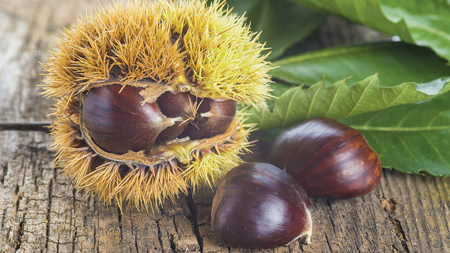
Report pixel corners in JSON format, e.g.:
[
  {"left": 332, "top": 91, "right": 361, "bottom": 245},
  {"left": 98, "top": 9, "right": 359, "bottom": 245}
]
[{"left": 1, "top": 0, "right": 450, "bottom": 252}]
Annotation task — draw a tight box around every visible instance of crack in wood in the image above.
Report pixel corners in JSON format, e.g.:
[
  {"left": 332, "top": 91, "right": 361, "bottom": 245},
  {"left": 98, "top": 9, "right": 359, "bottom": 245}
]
[
  {"left": 172, "top": 216, "right": 179, "bottom": 235},
  {"left": 171, "top": 214, "right": 180, "bottom": 252},
  {"left": 155, "top": 219, "right": 165, "bottom": 251},
  {"left": 134, "top": 227, "right": 139, "bottom": 253},
  {"left": 0, "top": 163, "right": 7, "bottom": 185},
  {"left": 15, "top": 212, "right": 26, "bottom": 250},
  {"left": 117, "top": 207, "right": 123, "bottom": 241},
  {"left": 14, "top": 185, "right": 22, "bottom": 214},
  {"left": 27, "top": 141, "right": 52, "bottom": 194},
  {"left": 381, "top": 196, "right": 410, "bottom": 253},
  {"left": 186, "top": 192, "right": 203, "bottom": 253},
  {"left": 389, "top": 216, "right": 411, "bottom": 253},
  {"left": 72, "top": 189, "right": 76, "bottom": 253},
  {"left": 94, "top": 223, "right": 98, "bottom": 253},
  {"left": 381, "top": 197, "right": 397, "bottom": 214},
  {"left": 94, "top": 200, "right": 101, "bottom": 253},
  {"left": 45, "top": 179, "right": 53, "bottom": 250},
  {"left": 326, "top": 199, "right": 338, "bottom": 235},
  {"left": 169, "top": 234, "right": 177, "bottom": 252},
  {"left": 325, "top": 233, "right": 333, "bottom": 253},
  {"left": 56, "top": 234, "right": 60, "bottom": 252},
  {"left": 391, "top": 243, "right": 402, "bottom": 252},
  {"left": 1, "top": 208, "right": 6, "bottom": 234},
  {"left": 72, "top": 227, "right": 77, "bottom": 253}
]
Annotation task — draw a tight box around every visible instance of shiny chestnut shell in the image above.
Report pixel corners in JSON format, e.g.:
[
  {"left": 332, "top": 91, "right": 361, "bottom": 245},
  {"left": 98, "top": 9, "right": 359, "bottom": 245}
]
[
  {"left": 268, "top": 118, "right": 382, "bottom": 199},
  {"left": 211, "top": 162, "right": 312, "bottom": 249},
  {"left": 181, "top": 98, "right": 237, "bottom": 139},
  {"left": 155, "top": 91, "right": 196, "bottom": 143},
  {"left": 81, "top": 85, "right": 238, "bottom": 155},
  {"left": 82, "top": 85, "right": 172, "bottom": 154}
]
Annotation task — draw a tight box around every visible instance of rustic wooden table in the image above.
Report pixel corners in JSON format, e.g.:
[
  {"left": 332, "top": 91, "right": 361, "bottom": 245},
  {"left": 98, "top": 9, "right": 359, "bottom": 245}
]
[{"left": 1, "top": 0, "right": 449, "bottom": 252}]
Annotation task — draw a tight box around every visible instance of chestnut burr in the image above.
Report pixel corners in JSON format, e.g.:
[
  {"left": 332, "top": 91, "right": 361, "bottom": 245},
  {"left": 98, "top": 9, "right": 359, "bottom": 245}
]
[{"left": 41, "top": 0, "right": 273, "bottom": 210}]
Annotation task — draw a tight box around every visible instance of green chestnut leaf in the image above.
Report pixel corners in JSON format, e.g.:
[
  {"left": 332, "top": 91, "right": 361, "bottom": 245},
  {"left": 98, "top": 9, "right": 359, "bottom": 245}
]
[
  {"left": 216, "top": 0, "right": 326, "bottom": 60},
  {"left": 246, "top": 75, "right": 450, "bottom": 130},
  {"left": 290, "top": 0, "right": 450, "bottom": 62},
  {"left": 342, "top": 91, "right": 450, "bottom": 177}
]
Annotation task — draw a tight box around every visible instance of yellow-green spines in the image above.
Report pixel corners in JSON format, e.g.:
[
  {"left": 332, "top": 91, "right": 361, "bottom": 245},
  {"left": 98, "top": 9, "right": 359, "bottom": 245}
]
[
  {"left": 43, "top": 0, "right": 271, "bottom": 104},
  {"left": 42, "top": 0, "right": 271, "bottom": 210}
]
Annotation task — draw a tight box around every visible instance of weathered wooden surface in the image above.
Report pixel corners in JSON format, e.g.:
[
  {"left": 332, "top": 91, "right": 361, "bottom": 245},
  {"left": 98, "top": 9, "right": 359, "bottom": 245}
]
[{"left": 1, "top": 0, "right": 450, "bottom": 252}]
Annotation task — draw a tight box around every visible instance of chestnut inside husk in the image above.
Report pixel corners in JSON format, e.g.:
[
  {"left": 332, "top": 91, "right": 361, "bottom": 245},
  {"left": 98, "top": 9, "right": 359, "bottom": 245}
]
[
  {"left": 42, "top": 0, "right": 271, "bottom": 210},
  {"left": 81, "top": 84, "right": 237, "bottom": 155}
]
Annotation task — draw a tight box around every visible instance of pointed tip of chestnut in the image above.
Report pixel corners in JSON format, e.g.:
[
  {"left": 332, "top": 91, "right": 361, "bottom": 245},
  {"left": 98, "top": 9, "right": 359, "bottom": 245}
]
[
  {"left": 155, "top": 91, "right": 196, "bottom": 143},
  {"left": 268, "top": 117, "right": 382, "bottom": 199},
  {"left": 211, "top": 162, "right": 312, "bottom": 249},
  {"left": 182, "top": 98, "right": 236, "bottom": 139}
]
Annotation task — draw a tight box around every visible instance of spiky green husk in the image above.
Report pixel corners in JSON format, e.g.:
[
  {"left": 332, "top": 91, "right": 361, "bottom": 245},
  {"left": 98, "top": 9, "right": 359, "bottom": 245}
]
[
  {"left": 43, "top": 0, "right": 270, "bottom": 210},
  {"left": 43, "top": 0, "right": 271, "bottom": 104}
]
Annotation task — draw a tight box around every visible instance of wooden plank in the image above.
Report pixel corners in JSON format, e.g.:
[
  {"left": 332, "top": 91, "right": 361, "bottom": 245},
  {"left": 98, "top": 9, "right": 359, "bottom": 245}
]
[{"left": 1, "top": 0, "right": 450, "bottom": 252}]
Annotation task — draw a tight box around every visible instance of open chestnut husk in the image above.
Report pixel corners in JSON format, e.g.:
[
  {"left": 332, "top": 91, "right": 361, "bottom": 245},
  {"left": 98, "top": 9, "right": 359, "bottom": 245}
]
[
  {"left": 41, "top": 0, "right": 272, "bottom": 209},
  {"left": 267, "top": 118, "right": 382, "bottom": 199},
  {"left": 211, "top": 162, "right": 312, "bottom": 249}
]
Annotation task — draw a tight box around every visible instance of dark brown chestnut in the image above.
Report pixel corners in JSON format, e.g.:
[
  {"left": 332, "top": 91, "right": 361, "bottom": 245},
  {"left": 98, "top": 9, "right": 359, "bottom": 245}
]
[
  {"left": 82, "top": 85, "right": 175, "bottom": 154},
  {"left": 81, "top": 85, "right": 239, "bottom": 155},
  {"left": 155, "top": 91, "right": 196, "bottom": 143},
  {"left": 181, "top": 98, "right": 237, "bottom": 139},
  {"left": 267, "top": 117, "right": 382, "bottom": 199},
  {"left": 211, "top": 162, "right": 312, "bottom": 249}
]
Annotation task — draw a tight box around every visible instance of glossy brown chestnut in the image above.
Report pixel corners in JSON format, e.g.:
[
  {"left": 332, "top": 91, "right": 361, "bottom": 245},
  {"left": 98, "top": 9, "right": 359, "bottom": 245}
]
[
  {"left": 267, "top": 118, "right": 382, "bottom": 199},
  {"left": 211, "top": 162, "right": 312, "bottom": 249},
  {"left": 82, "top": 84, "right": 239, "bottom": 155},
  {"left": 155, "top": 91, "right": 196, "bottom": 143},
  {"left": 182, "top": 98, "right": 236, "bottom": 139},
  {"left": 82, "top": 85, "right": 174, "bottom": 154}
]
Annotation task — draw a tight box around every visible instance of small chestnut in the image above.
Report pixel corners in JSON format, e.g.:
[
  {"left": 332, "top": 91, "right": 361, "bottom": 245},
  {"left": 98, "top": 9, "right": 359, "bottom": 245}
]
[
  {"left": 268, "top": 118, "right": 382, "bottom": 199},
  {"left": 181, "top": 98, "right": 237, "bottom": 140},
  {"left": 211, "top": 162, "right": 312, "bottom": 249}
]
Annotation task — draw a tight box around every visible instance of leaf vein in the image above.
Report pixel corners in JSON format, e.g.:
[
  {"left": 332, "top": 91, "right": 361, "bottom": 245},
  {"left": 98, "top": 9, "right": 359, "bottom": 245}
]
[
  {"left": 419, "top": 132, "right": 450, "bottom": 167},
  {"left": 381, "top": 85, "right": 409, "bottom": 110},
  {"left": 397, "top": 134, "right": 420, "bottom": 163},
  {"left": 362, "top": 110, "right": 384, "bottom": 127},
  {"left": 344, "top": 75, "right": 377, "bottom": 118},
  {"left": 282, "top": 87, "right": 303, "bottom": 127},
  {"left": 427, "top": 111, "right": 445, "bottom": 128},
  {"left": 325, "top": 84, "right": 341, "bottom": 118},
  {"left": 395, "top": 107, "right": 418, "bottom": 128},
  {"left": 306, "top": 84, "right": 322, "bottom": 119}
]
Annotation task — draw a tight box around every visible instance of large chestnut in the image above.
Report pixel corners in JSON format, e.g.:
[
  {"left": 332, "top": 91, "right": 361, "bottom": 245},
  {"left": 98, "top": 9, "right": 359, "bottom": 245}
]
[
  {"left": 268, "top": 118, "right": 382, "bottom": 199},
  {"left": 82, "top": 85, "right": 176, "bottom": 154},
  {"left": 211, "top": 162, "right": 312, "bottom": 249}
]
